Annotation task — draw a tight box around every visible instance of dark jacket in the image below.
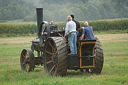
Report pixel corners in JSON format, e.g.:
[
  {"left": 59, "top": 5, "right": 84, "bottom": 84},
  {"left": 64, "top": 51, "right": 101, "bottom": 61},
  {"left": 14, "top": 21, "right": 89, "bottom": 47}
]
[{"left": 72, "top": 19, "right": 80, "bottom": 30}]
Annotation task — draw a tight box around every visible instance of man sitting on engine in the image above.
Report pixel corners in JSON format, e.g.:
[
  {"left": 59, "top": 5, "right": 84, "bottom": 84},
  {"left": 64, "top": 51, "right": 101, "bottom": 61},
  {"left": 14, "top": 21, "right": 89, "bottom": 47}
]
[{"left": 80, "top": 21, "right": 95, "bottom": 40}]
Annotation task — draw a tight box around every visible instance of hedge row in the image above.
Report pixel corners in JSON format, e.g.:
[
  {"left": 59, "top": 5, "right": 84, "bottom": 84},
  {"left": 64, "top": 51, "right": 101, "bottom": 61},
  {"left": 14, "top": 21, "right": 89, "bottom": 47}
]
[
  {"left": 0, "top": 23, "right": 37, "bottom": 35},
  {"left": 58, "top": 19, "right": 128, "bottom": 31},
  {"left": 88, "top": 19, "right": 128, "bottom": 31},
  {"left": 0, "top": 19, "right": 128, "bottom": 36}
]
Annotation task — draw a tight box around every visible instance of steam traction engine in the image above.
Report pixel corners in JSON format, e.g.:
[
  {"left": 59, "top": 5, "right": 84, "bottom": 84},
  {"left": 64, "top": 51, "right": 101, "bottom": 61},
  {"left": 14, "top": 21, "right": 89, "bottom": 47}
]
[{"left": 20, "top": 8, "right": 104, "bottom": 76}]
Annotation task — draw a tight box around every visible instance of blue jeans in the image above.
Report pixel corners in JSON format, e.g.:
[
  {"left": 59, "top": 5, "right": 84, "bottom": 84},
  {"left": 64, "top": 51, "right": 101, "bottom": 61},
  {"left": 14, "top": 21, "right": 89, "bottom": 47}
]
[
  {"left": 76, "top": 31, "right": 79, "bottom": 40},
  {"left": 68, "top": 32, "right": 77, "bottom": 54}
]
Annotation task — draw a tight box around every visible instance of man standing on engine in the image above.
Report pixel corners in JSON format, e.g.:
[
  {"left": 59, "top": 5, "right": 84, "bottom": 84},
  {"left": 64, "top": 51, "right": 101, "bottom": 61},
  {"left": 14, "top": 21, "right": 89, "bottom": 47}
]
[
  {"left": 70, "top": 14, "right": 80, "bottom": 39},
  {"left": 70, "top": 14, "right": 80, "bottom": 30},
  {"left": 65, "top": 15, "right": 77, "bottom": 55}
]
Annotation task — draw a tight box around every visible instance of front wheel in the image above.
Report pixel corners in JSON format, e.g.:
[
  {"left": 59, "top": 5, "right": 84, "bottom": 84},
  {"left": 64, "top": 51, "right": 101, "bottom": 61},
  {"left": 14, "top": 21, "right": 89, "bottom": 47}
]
[{"left": 20, "top": 49, "right": 35, "bottom": 72}]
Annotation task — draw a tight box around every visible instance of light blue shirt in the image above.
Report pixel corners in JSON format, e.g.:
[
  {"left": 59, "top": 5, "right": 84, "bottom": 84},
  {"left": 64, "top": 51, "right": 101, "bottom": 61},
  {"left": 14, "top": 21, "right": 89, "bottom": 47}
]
[{"left": 65, "top": 20, "right": 76, "bottom": 36}]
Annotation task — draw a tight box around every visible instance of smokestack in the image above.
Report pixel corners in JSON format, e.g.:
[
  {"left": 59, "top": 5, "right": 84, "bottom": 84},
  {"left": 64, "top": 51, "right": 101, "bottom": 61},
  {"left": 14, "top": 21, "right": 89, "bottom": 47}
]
[{"left": 36, "top": 8, "right": 43, "bottom": 38}]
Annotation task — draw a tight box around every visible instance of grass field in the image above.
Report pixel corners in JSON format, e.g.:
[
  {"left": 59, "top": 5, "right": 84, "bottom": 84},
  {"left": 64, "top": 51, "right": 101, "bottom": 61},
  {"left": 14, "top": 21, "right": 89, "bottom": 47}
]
[{"left": 0, "top": 34, "right": 128, "bottom": 85}]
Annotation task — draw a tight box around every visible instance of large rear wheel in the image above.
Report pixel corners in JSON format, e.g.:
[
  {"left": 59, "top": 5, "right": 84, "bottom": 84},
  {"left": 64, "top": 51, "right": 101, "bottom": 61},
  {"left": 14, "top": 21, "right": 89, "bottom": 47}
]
[
  {"left": 43, "top": 37, "right": 68, "bottom": 76},
  {"left": 93, "top": 38, "right": 104, "bottom": 74}
]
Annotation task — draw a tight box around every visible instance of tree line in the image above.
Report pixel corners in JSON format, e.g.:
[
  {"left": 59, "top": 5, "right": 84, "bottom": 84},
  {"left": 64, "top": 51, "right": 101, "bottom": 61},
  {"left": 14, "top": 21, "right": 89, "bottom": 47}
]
[
  {"left": 0, "top": 0, "right": 128, "bottom": 22},
  {"left": 0, "top": 0, "right": 35, "bottom": 21}
]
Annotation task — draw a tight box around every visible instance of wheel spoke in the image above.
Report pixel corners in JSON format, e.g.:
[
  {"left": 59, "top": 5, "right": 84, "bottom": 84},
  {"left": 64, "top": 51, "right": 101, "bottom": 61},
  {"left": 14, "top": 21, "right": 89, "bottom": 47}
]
[
  {"left": 49, "top": 64, "right": 56, "bottom": 73},
  {"left": 53, "top": 64, "right": 58, "bottom": 76},
  {"left": 46, "top": 51, "right": 53, "bottom": 55},
  {"left": 24, "top": 57, "right": 30, "bottom": 64},
  {"left": 25, "top": 64, "right": 29, "bottom": 72},
  {"left": 49, "top": 42, "right": 56, "bottom": 52},
  {"left": 51, "top": 43, "right": 57, "bottom": 52},
  {"left": 46, "top": 60, "right": 53, "bottom": 64},
  {"left": 23, "top": 55, "right": 26, "bottom": 58},
  {"left": 26, "top": 53, "right": 29, "bottom": 57}
]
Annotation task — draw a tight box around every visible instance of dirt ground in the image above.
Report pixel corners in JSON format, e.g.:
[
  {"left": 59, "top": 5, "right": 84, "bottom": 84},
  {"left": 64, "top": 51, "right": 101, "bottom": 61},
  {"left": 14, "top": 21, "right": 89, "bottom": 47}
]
[
  {"left": 0, "top": 37, "right": 35, "bottom": 44},
  {"left": 95, "top": 33, "right": 128, "bottom": 40}
]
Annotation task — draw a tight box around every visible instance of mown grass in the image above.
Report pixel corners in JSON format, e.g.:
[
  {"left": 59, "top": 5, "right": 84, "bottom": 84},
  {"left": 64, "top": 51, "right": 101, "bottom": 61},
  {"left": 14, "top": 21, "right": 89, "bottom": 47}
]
[{"left": 0, "top": 34, "right": 128, "bottom": 85}]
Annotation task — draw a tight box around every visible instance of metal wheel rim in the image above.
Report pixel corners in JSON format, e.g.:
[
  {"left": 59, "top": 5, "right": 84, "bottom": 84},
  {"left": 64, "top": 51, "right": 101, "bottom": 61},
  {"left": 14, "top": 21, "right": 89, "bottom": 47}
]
[
  {"left": 44, "top": 38, "right": 58, "bottom": 76},
  {"left": 20, "top": 49, "right": 31, "bottom": 72}
]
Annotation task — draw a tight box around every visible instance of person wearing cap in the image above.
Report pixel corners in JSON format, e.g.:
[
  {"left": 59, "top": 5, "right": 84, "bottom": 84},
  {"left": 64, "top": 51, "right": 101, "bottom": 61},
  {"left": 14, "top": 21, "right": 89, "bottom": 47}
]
[
  {"left": 80, "top": 21, "right": 95, "bottom": 40},
  {"left": 65, "top": 15, "right": 77, "bottom": 55}
]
